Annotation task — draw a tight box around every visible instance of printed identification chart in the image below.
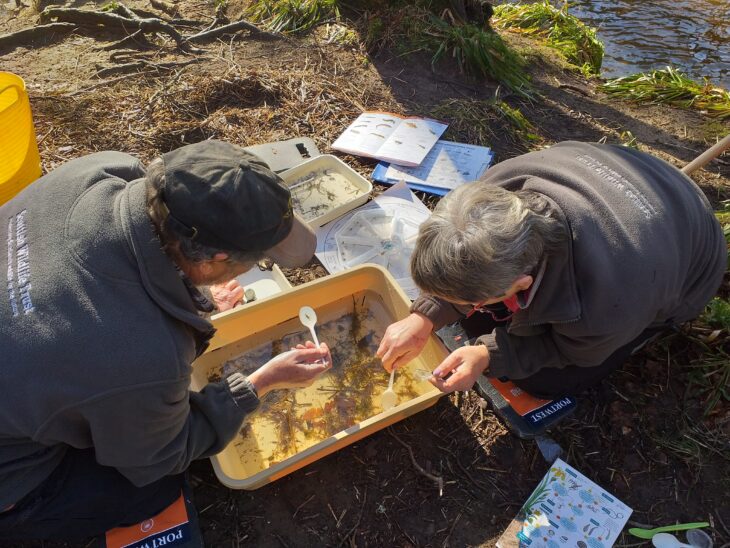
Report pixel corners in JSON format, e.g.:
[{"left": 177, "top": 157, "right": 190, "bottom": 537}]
[
  {"left": 497, "top": 459, "right": 632, "bottom": 548},
  {"left": 315, "top": 181, "right": 431, "bottom": 299}
]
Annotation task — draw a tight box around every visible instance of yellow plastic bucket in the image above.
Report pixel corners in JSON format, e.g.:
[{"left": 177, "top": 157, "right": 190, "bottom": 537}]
[{"left": 0, "top": 72, "right": 42, "bottom": 206}]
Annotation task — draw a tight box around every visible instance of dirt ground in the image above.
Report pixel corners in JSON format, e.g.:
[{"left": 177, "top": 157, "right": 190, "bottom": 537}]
[{"left": 1, "top": 1, "right": 729, "bottom": 546}]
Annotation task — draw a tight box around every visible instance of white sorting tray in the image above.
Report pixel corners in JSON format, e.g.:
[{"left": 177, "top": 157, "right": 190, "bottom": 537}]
[
  {"left": 211, "top": 264, "right": 292, "bottom": 320},
  {"left": 279, "top": 155, "right": 372, "bottom": 228}
]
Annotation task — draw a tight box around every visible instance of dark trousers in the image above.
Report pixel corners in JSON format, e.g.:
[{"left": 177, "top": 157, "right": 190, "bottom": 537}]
[
  {"left": 456, "top": 312, "right": 666, "bottom": 400},
  {"left": 0, "top": 448, "right": 195, "bottom": 544}
]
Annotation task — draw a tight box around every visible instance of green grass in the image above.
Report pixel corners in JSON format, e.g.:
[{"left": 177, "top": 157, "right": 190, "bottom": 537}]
[
  {"left": 599, "top": 67, "right": 730, "bottom": 119},
  {"left": 493, "top": 0, "right": 603, "bottom": 76},
  {"left": 423, "top": 18, "right": 533, "bottom": 95},
  {"left": 245, "top": 0, "right": 341, "bottom": 33}
]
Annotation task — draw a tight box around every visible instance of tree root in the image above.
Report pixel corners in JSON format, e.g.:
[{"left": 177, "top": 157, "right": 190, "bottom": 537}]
[
  {"left": 102, "top": 29, "right": 151, "bottom": 50},
  {"left": 187, "top": 18, "right": 280, "bottom": 43},
  {"left": 11, "top": 7, "right": 278, "bottom": 56},
  {"left": 0, "top": 22, "right": 76, "bottom": 51},
  {"left": 150, "top": 0, "right": 178, "bottom": 17},
  {"left": 40, "top": 6, "right": 201, "bottom": 53}
]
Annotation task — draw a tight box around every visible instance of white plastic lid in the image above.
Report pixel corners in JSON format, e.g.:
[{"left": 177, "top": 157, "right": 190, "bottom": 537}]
[{"left": 334, "top": 209, "right": 420, "bottom": 284}]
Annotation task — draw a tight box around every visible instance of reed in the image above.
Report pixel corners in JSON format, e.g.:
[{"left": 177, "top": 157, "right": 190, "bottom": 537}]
[
  {"left": 493, "top": 0, "right": 603, "bottom": 76},
  {"left": 599, "top": 67, "right": 730, "bottom": 119},
  {"left": 420, "top": 17, "right": 533, "bottom": 96},
  {"left": 246, "top": 0, "right": 340, "bottom": 34}
]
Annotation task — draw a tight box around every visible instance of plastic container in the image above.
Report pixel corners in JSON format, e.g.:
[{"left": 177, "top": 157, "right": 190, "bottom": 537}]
[
  {"left": 334, "top": 208, "right": 420, "bottom": 291},
  {"left": 192, "top": 265, "right": 448, "bottom": 489},
  {"left": 243, "top": 137, "right": 320, "bottom": 173},
  {"left": 0, "top": 72, "right": 42, "bottom": 206},
  {"left": 211, "top": 264, "right": 291, "bottom": 320},
  {"left": 278, "top": 154, "right": 372, "bottom": 228}
]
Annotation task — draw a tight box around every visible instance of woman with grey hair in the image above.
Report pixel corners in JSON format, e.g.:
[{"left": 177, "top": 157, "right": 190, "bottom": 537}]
[{"left": 377, "top": 141, "right": 726, "bottom": 399}]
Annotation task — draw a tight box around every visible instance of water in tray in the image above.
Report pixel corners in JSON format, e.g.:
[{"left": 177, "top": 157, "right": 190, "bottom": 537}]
[{"left": 207, "top": 290, "right": 434, "bottom": 467}]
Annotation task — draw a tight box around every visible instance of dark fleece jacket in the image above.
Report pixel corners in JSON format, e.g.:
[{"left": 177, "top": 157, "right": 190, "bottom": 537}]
[
  {"left": 0, "top": 152, "right": 259, "bottom": 509},
  {"left": 412, "top": 142, "right": 726, "bottom": 380}
]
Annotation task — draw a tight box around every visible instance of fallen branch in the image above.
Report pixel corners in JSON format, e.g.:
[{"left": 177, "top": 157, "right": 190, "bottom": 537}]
[
  {"left": 186, "top": 18, "right": 280, "bottom": 43},
  {"left": 388, "top": 429, "right": 444, "bottom": 496},
  {"left": 0, "top": 22, "right": 76, "bottom": 50},
  {"left": 40, "top": 7, "right": 200, "bottom": 53}
]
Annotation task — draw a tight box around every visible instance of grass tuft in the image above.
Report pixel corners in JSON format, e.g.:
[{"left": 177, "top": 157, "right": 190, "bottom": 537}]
[
  {"left": 418, "top": 16, "right": 533, "bottom": 96},
  {"left": 599, "top": 67, "right": 730, "bottom": 119},
  {"left": 493, "top": 0, "right": 603, "bottom": 76},
  {"left": 245, "top": 0, "right": 340, "bottom": 34}
]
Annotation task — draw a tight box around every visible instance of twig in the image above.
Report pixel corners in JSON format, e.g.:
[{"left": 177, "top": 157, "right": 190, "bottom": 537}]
[
  {"left": 716, "top": 510, "right": 730, "bottom": 539},
  {"left": 292, "top": 494, "right": 315, "bottom": 518},
  {"left": 442, "top": 511, "right": 462, "bottom": 548},
  {"left": 272, "top": 533, "right": 291, "bottom": 548},
  {"left": 187, "top": 18, "right": 280, "bottom": 43},
  {"left": 338, "top": 486, "right": 367, "bottom": 547},
  {"left": 0, "top": 22, "right": 76, "bottom": 51},
  {"left": 388, "top": 429, "right": 444, "bottom": 496},
  {"left": 102, "top": 29, "right": 150, "bottom": 50}
]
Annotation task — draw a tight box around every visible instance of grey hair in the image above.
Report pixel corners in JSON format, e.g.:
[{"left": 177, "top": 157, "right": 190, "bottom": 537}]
[
  {"left": 145, "top": 158, "right": 265, "bottom": 265},
  {"left": 411, "top": 183, "right": 567, "bottom": 303}
]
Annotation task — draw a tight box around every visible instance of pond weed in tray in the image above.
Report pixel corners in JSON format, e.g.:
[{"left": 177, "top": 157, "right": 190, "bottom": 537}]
[{"left": 192, "top": 266, "right": 448, "bottom": 489}]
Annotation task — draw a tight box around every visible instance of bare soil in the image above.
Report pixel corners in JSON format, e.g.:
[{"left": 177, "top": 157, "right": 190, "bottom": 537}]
[{"left": 1, "top": 1, "right": 728, "bottom": 546}]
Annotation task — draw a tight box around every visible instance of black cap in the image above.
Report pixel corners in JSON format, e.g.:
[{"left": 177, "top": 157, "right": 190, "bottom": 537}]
[{"left": 159, "top": 140, "right": 315, "bottom": 267}]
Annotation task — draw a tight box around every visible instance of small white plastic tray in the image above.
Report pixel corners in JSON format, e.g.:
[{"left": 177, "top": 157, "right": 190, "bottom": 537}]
[
  {"left": 212, "top": 264, "right": 292, "bottom": 320},
  {"left": 279, "top": 155, "right": 372, "bottom": 228}
]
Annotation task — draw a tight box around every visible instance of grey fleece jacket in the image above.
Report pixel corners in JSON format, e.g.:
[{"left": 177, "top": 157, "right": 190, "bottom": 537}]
[
  {"left": 412, "top": 142, "right": 726, "bottom": 380},
  {"left": 0, "top": 152, "right": 259, "bottom": 509}
]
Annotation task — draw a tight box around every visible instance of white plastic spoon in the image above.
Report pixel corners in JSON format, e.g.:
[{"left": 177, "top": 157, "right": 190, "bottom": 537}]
[
  {"left": 381, "top": 368, "right": 397, "bottom": 411},
  {"left": 686, "top": 529, "right": 713, "bottom": 548},
  {"left": 653, "top": 533, "right": 694, "bottom": 548},
  {"left": 298, "top": 306, "right": 321, "bottom": 348}
]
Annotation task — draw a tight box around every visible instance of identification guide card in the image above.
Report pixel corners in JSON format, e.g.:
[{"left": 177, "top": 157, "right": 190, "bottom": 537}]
[
  {"left": 372, "top": 140, "right": 493, "bottom": 194},
  {"left": 497, "top": 459, "right": 632, "bottom": 548},
  {"left": 331, "top": 111, "right": 448, "bottom": 167}
]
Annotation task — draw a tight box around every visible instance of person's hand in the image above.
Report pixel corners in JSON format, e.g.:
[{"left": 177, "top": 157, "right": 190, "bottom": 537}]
[
  {"left": 429, "top": 345, "right": 489, "bottom": 393},
  {"left": 248, "top": 343, "right": 332, "bottom": 397},
  {"left": 209, "top": 279, "right": 244, "bottom": 312},
  {"left": 376, "top": 312, "right": 434, "bottom": 372}
]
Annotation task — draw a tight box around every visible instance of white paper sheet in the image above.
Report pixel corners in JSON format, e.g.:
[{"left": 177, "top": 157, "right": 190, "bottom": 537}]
[{"left": 382, "top": 141, "right": 493, "bottom": 190}]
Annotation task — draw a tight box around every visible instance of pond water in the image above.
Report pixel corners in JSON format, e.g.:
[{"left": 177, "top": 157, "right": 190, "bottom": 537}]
[
  {"left": 500, "top": 0, "right": 730, "bottom": 87},
  {"left": 209, "top": 290, "right": 431, "bottom": 468}
]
